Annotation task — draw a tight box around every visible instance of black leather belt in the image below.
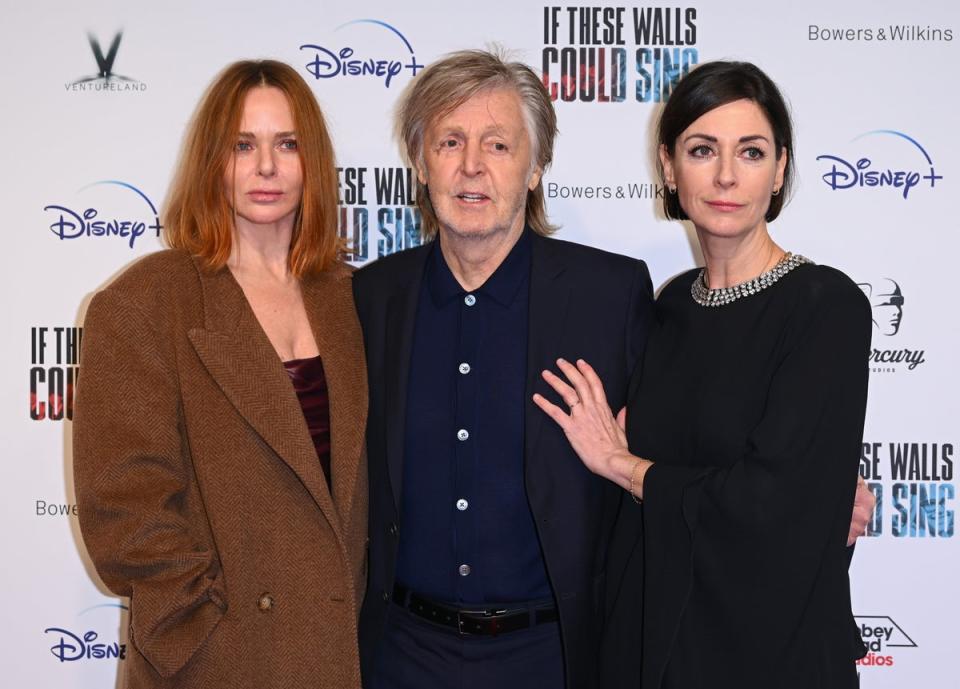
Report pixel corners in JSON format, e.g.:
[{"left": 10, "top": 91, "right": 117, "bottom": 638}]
[{"left": 392, "top": 583, "right": 558, "bottom": 636}]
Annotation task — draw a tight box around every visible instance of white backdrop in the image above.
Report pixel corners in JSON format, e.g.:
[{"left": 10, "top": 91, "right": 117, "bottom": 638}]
[{"left": 2, "top": 0, "right": 956, "bottom": 686}]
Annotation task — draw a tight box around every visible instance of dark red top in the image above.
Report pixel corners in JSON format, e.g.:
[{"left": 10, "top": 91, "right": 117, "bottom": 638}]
[{"left": 283, "top": 355, "right": 332, "bottom": 489}]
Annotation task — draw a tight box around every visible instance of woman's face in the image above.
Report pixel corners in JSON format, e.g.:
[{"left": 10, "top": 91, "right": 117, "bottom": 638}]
[
  {"left": 223, "top": 86, "right": 304, "bottom": 231},
  {"left": 660, "top": 98, "right": 786, "bottom": 241}
]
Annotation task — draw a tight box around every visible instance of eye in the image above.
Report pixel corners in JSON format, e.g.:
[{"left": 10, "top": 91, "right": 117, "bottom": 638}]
[
  {"left": 441, "top": 138, "right": 460, "bottom": 149},
  {"left": 688, "top": 144, "right": 713, "bottom": 158},
  {"left": 741, "top": 146, "right": 766, "bottom": 160},
  {"left": 279, "top": 138, "right": 298, "bottom": 151},
  {"left": 236, "top": 140, "right": 253, "bottom": 152},
  {"left": 492, "top": 141, "right": 508, "bottom": 152}
]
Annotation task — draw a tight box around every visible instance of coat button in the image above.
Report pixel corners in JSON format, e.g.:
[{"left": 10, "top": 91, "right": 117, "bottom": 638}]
[
  {"left": 388, "top": 522, "right": 399, "bottom": 536},
  {"left": 464, "top": 294, "right": 476, "bottom": 306},
  {"left": 257, "top": 593, "right": 274, "bottom": 611}
]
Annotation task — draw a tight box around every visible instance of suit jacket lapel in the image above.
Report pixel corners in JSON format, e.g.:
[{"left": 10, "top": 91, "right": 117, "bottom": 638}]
[
  {"left": 186, "top": 263, "right": 341, "bottom": 534},
  {"left": 383, "top": 248, "right": 430, "bottom": 510},
  {"left": 525, "top": 234, "right": 572, "bottom": 470},
  {"left": 301, "top": 268, "right": 367, "bottom": 526}
]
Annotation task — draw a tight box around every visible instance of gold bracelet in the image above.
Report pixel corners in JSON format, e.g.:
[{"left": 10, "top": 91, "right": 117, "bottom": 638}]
[{"left": 629, "top": 458, "right": 644, "bottom": 504}]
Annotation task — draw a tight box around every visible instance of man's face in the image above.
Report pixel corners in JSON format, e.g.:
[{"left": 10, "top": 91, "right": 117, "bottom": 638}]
[{"left": 417, "top": 88, "right": 543, "bottom": 243}]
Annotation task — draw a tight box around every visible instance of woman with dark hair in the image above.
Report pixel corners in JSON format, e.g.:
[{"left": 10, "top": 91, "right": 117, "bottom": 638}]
[
  {"left": 73, "top": 60, "right": 367, "bottom": 688},
  {"left": 535, "top": 61, "right": 870, "bottom": 688}
]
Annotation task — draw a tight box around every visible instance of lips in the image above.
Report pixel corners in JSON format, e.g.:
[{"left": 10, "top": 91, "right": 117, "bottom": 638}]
[
  {"left": 705, "top": 200, "right": 744, "bottom": 211},
  {"left": 247, "top": 190, "right": 284, "bottom": 202},
  {"left": 456, "top": 192, "right": 490, "bottom": 204}
]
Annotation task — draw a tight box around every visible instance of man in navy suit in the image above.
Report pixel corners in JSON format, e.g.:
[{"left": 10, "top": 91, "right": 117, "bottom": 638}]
[{"left": 353, "top": 49, "right": 654, "bottom": 689}]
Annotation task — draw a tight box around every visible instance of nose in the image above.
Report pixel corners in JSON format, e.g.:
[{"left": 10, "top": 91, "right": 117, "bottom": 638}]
[
  {"left": 460, "top": 140, "right": 484, "bottom": 177},
  {"left": 714, "top": 152, "right": 736, "bottom": 189},
  {"left": 256, "top": 147, "right": 276, "bottom": 177}
]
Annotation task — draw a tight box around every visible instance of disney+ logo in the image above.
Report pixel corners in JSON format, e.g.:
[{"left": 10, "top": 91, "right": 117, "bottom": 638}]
[
  {"left": 816, "top": 130, "right": 942, "bottom": 199},
  {"left": 300, "top": 20, "right": 424, "bottom": 88},
  {"left": 44, "top": 603, "right": 127, "bottom": 663},
  {"left": 44, "top": 180, "right": 162, "bottom": 249}
]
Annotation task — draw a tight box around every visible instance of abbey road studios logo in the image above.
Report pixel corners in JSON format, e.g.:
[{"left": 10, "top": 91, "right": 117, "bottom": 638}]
[
  {"left": 300, "top": 19, "right": 424, "bottom": 89},
  {"left": 66, "top": 31, "right": 146, "bottom": 92},
  {"left": 857, "top": 278, "right": 926, "bottom": 373}
]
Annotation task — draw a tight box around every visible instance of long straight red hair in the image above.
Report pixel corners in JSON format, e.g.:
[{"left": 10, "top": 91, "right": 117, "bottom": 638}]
[{"left": 164, "top": 60, "right": 342, "bottom": 276}]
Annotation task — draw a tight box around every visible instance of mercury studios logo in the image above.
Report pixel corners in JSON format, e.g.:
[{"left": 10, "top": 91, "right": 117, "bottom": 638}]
[
  {"left": 44, "top": 180, "right": 162, "bottom": 249},
  {"left": 857, "top": 278, "right": 926, "bottom": 373},
  {"left": 44, "top": 603, "right": 128, "bottom": 663},
  {"left": 816, "top": 130, "right": 942, "bottom": 200},
  {"left": 300, "top": 20, "right": 424, "bottom": 89},
  {"left": 854, "top": 615, "right": 917, "bottom": 668},
  {"left": 66, "top": 31, "right": 146, "bottom": 92}
]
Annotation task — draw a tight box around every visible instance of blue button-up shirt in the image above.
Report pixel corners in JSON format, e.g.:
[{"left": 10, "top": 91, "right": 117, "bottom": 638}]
[{"left": 395, "top": 229, "right": 552, "bottom": 605}]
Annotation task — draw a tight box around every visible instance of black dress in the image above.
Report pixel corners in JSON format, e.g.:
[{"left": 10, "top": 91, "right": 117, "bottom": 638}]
[{"left": 621, "top": 262, "right": 871, "bottom": 689}]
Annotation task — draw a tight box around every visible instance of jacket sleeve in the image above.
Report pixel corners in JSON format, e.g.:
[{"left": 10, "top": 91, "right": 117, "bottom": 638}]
[
  {"left": 73, "top": 288, "right": 226, "bottom": 678},
  {"left": 641, "top": 282, "right": 871, "bottom": 677}
]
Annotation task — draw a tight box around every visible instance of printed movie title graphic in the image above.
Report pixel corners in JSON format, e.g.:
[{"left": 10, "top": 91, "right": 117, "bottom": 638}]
[
  {"left": 809, "top": 24, "right": 953, "bottom": 42},
  {"left": 541, "top": 6, "right": 699, "bottom": 103},
  {"left": 338, "top": 166, "right": 421, "bottom": 263},
  {"left": 860, "top": 442, "right": 954, "bottom": 538},
  {"left": 30, "top": 327, "right": 81, "bottom": 421}
]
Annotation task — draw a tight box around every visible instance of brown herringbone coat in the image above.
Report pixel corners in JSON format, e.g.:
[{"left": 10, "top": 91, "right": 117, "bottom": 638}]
[{"left": 73, "top": 250, "right": 368, "bottom": 688}]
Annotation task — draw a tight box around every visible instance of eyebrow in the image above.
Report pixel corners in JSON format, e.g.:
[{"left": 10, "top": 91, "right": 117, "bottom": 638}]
[
  {"left": 683, "top": 133, "right": 771, "bottom": 144},
  {"left": 237, "top": 130, "right": 297, "bottom": 138}
]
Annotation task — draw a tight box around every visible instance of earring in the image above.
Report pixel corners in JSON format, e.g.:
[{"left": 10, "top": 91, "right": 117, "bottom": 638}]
[{"left": 771, "top": 187, "right": 781, "bottom": 196}]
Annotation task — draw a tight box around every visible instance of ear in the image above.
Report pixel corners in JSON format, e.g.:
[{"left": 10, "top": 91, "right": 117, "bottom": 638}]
[
  {"left": 527, "top": 164, "right": 544, "bottom": 191},
  {"left": 658, "top": 144, "right": 676, "bottom": 189},
  {"left": 415, "top": 154, "right": 428, "bottom": 186},
  {"left": 774, "top": 147, "right": 787, "bottom": 192}
]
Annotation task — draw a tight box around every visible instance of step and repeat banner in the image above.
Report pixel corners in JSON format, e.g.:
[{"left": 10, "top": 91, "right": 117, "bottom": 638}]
[{"left": 1, "top": 0, "right": 955, "bottom": 686}]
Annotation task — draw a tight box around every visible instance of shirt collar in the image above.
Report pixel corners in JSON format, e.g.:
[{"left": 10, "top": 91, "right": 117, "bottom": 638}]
[{"left": 426, "top": 227, "right": 532, "bottom": 308}]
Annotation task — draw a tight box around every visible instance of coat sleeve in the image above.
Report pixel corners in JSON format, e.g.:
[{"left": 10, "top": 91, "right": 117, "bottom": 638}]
[
  {"left": 641, "top": 281, "right": 871, "bottom": 679},
  {"left": 73, "top": 288, "right": 226, "bottom": 678}
]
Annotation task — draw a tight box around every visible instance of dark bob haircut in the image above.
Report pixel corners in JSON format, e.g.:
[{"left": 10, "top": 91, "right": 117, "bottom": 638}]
[{"left": 657, "top": 60, "right": 795, "bottom": 223}]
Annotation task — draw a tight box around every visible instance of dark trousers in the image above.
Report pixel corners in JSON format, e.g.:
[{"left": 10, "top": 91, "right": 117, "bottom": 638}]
[{"left": 370, "top": 602, "right": 566, "bottom": 689}]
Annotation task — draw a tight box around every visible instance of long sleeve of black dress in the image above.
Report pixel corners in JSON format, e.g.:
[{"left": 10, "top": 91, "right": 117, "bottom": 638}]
[{"left": 625, "top": 263, "right": 871, "bottom": 689}]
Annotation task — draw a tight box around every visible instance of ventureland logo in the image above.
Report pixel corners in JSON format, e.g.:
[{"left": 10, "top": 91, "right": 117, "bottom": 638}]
[
  {"left": 300, "top": 19, "right": 424, "bottom": 88},
  {"left": 816, "top": 130, "right": 942, "bottom": 199},
  {"left": 66, "top": 31, "right": 146, "bottom": 92}
]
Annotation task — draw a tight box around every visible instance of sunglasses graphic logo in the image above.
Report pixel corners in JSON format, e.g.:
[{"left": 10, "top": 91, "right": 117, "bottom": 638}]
[{"left": 858, "top": 279, "right": 905, "bottom": 336}]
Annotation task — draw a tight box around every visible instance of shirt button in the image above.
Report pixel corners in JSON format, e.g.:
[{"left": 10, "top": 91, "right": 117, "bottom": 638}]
[
  {"left": 456, "top": 429, "right": 469, "bottom": 441},
  {"left": 456, "top": 498, "right": 469, "bottom": 511},
  {"left": 464, "top": 294, "right": 476, "bottom": 306},
  {"left": 459, "top": 564, "right": 471, "bottom": 577},
  {"left": 458, "top": 362, "right": 471, "bottom": 375}
]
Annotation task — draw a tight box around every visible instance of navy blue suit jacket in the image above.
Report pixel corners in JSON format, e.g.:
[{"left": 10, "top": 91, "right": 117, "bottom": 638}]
[{"left": 353, "top": 232, "right": 654, "bottom": 689}]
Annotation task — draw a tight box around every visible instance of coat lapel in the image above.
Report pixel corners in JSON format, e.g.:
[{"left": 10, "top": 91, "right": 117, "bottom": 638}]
[
  {"left": 300, "top": 268, "right": 367, "bottom": 527},
  {"left": 525, "top": 235, "right": 573, "bottom": 470},
  {"left": 382, "top": 248, "right": 430, "bottom": 510},
  {"left": 186, "top": 263, "right": 341, "bottom": 534}
]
